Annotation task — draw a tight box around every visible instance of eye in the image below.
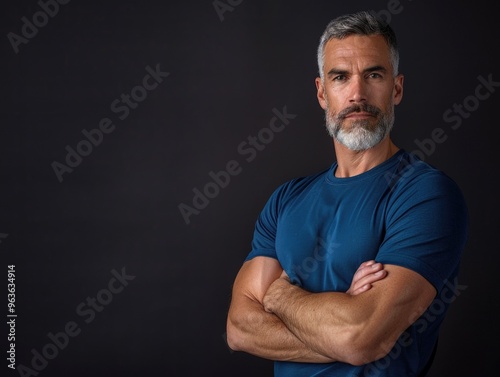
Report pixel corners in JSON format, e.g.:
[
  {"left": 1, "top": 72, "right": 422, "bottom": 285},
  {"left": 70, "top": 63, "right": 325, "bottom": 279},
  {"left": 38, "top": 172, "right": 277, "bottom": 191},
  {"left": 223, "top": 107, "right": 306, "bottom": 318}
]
[
  {"left": 333, "top": 74, "right": 346, "bottom": 82},
  {"left": 368, "top": 72, "right": 383, "bottom": 79}
]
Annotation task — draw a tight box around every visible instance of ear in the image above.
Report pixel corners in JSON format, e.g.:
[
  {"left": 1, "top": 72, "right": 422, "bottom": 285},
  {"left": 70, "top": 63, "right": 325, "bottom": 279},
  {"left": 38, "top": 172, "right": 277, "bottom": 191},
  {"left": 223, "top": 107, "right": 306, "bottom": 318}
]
[
  {"left": 393, "top": 74, "right": 404, "bottom": 105},
  {"left": 315, "top": 77, "right": 328, "bottom": 110}
]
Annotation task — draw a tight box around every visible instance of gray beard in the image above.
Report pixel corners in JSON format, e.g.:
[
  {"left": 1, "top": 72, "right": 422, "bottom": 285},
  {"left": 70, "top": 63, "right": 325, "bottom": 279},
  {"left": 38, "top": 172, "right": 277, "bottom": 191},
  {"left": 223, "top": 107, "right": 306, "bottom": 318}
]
[{"left": 325, "top": 104, "right": 395, "bottom": 151}]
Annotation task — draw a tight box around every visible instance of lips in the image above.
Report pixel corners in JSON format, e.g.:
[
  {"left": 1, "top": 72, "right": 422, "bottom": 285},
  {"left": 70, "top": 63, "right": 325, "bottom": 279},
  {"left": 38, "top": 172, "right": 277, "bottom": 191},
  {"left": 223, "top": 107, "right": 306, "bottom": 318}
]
[
  {"left": 345, "top": 112, "right": 375, "bottom": 118},
  {"left": 337, "top": 104, "right": 381, "bottom": 120}
]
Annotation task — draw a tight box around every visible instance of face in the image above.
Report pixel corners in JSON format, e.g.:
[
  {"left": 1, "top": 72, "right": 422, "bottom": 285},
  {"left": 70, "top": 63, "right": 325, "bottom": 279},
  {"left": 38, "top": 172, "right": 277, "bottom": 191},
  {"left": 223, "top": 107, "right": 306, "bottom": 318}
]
[{"left": 316, "top": 35, "right": 404, "bottom": 151}]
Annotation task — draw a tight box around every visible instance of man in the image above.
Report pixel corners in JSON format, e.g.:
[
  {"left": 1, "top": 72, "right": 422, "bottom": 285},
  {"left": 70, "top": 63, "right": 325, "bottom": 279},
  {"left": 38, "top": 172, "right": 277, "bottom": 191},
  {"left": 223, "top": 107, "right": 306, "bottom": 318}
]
[{"left": 226, "top": 10, "right": 468, "bottom": 377}]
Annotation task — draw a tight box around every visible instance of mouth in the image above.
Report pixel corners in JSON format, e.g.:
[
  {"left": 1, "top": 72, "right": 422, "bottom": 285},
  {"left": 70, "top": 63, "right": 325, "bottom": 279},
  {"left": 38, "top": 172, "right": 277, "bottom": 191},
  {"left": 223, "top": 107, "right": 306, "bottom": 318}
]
[
  {"left": 337, "top": 104, "right": 381, "bottom": 121},
  {"left": 344, "top": 112, "right": 375, "bottom": 119},
  {"left": 346, "top": 111, "right": 375, "bottom": 118}
]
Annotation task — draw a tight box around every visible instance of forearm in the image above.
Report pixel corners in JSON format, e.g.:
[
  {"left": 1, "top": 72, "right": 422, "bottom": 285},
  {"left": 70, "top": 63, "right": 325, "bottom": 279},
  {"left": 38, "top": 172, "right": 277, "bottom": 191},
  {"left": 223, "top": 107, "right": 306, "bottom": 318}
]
[
  {"left": 227, "top": 297, "right": 335, "bottom": 363},
  {"left": 227, "top": 257, "right": 393, "bottom": 364},
  {"left": 263, "top": 267, "right": 436, "bottom": 366},
  {"left": 263, "top": 279, "right": 367, "bottom": 364}
]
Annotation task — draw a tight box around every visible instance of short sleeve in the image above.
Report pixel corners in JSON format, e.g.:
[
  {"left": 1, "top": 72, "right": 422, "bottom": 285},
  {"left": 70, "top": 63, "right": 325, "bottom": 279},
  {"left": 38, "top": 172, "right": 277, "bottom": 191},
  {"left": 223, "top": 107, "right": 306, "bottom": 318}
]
[
  {"left": 244, "top": 181, "right": 291, "bottom": 262},
  {"left": 376, "top": 170, "right": 469, "bottom": 293}
]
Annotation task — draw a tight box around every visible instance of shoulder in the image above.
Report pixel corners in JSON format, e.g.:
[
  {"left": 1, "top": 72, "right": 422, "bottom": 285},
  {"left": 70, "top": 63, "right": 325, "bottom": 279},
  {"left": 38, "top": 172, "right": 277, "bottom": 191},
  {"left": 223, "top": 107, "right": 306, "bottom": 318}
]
[
  {"left": 390, "top": 151, "right": 465, "bottom": 200},
  {"left": 256, "top": 166, "right": 331, "bottom": 219},
  {"left": 268, "top": 166, "right": 331, "bottom": 204},
  {"left": 386, "top": 151, "right": 469, "bottom": 226}
]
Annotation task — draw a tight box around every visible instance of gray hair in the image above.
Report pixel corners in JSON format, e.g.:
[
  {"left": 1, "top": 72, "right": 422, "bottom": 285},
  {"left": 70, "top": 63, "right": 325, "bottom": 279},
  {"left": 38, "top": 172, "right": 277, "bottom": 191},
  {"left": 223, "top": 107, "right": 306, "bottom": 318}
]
[{"left": 317, "top": 11, "right": 399, "bottom": 80}]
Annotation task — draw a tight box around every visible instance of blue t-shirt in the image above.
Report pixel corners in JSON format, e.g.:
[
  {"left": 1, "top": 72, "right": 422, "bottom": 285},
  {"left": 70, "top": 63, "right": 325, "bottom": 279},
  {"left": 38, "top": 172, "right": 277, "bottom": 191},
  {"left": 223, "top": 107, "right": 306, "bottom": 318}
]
[{"left": 245, "top": 149, "right": 469, "bottom": 377}]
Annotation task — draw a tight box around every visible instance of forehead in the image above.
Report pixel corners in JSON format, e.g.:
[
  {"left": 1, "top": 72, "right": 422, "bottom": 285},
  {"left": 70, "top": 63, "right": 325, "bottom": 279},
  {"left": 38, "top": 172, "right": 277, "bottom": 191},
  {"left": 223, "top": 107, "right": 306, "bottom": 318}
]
[{"left": 323, "top": 34, "right": 392, "bottom": 70}]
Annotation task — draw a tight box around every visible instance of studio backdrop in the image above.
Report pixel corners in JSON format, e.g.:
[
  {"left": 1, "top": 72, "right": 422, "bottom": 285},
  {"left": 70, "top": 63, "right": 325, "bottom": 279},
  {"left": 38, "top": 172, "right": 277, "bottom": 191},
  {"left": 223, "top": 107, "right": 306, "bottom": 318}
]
[{"left": 1, "top": 0, "right": 498, "bottom": 376}]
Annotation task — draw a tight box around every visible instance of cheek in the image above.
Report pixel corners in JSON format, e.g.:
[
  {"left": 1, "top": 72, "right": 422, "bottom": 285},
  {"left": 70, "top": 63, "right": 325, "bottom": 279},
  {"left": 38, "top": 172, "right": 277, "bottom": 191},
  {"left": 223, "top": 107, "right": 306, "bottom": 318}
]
[
  {"left": 324, "top": 90, "right": 345, "bottom": 112},
  {"left": 372, "top": 89, "right": 395, "bottom": 111}
]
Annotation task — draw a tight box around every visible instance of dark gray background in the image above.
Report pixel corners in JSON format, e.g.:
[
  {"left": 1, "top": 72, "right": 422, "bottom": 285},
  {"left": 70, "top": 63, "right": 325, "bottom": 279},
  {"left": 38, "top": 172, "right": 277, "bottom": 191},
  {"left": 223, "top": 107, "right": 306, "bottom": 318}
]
[{"left": 1, "top": 0, "right": 498, "bottom": 376}]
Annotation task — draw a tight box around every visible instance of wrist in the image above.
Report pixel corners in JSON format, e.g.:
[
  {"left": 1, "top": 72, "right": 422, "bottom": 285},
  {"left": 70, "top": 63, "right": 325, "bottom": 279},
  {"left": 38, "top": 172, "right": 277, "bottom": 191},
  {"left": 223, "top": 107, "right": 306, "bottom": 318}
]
[{"left": 263, "top": 277, "right": 290, "bottom": 313}]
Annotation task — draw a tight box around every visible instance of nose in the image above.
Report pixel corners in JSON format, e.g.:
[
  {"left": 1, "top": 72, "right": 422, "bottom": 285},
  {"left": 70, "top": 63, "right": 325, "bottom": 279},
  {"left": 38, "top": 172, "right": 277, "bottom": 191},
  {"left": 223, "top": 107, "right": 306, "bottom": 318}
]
[{"left": 348, "top": 76, "right": 368, "bottom": 103}]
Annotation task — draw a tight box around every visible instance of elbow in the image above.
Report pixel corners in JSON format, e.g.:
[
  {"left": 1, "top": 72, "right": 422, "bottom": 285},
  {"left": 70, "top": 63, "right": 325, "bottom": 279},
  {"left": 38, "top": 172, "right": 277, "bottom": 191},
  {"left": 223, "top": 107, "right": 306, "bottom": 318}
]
[
  {"left": 331, "top": 329, "right": 397, "bottom": 366},
  {"left": 226, "top": 307, "right": 265, "bottom": 353},
  {"left": 350, "top": 343, "right": 396, "bottom": 366},
  {"left": 226, "top": 318, "right": 242, "bottom": 352},
  {"left": 226, "top": 310, "right": 251, "bottom": 352},
  {"left": 343, "top": 347, "right": 382, "bottom": 367}
]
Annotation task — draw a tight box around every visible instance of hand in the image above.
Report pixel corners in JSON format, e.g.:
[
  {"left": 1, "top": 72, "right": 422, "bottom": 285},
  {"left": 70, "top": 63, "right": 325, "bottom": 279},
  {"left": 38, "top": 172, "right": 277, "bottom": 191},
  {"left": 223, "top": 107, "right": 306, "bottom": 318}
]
[{"left": 346, "top": 260, "right": 387, "bottom": 295}]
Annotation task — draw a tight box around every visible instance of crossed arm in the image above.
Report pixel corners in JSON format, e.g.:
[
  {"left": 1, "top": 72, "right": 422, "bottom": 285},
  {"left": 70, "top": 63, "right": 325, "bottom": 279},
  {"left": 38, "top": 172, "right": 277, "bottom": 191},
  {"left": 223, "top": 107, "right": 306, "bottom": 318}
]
[{"left": 226, "top": 256, "right": 436, "bottom": 365}]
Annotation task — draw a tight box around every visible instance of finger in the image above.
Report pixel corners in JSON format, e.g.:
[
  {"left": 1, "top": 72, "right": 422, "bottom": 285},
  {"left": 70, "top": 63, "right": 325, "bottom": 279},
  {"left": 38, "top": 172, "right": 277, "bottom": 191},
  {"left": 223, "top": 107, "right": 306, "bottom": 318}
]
[
  {"left": 355, "top": 261, "right": 379, "bottom": 275},
  {"left": 357, "top": 260, "right": 376, "bottom": 269},
  {"left": 352, "top": 270, "right": 387, "bottom": 291},
  {"left": 352, "top": 262, "right": 384, "bottom": 282},
  {"left": 348, "top": 283, "right": 371, "bottom": 295}
]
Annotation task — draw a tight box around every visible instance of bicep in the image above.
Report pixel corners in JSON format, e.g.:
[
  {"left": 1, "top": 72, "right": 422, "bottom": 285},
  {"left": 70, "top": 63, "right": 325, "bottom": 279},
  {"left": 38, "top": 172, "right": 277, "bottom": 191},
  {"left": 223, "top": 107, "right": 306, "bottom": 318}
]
[
  {"left": 354, "top": 264, "right": 436, "bottom": 352},
  {"left": 227, "top": 256, "right": 283, "bottom": 340},
  {"left": 231, "top": 256, "right": 283, "bottom": 305}
]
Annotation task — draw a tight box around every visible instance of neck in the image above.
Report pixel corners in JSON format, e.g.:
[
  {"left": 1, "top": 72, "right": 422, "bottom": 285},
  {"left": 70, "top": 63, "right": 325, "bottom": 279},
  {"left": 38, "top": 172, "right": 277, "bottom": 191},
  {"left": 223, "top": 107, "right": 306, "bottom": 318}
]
[{"left": 333, "top": 137, "right": 399, "bottom": 178}]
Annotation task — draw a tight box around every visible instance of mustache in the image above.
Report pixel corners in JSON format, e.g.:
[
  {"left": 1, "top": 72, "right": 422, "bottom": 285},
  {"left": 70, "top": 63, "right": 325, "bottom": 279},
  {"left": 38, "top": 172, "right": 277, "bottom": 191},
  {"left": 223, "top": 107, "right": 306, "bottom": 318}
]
[{"left": 337, "top": 104, "right": 381, "bottom": 119}]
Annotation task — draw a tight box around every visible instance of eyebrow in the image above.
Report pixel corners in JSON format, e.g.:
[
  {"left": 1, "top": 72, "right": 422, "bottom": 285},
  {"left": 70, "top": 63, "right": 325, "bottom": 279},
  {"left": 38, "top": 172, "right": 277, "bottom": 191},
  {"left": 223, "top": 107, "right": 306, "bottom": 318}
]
[{"left": 326, "top": 65, "right": 388, "bottom": 78}]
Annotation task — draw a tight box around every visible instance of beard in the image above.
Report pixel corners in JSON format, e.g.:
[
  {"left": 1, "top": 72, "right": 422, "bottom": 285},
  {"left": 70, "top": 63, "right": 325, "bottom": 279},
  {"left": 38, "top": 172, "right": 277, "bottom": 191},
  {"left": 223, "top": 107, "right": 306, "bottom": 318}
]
[{"left": 325, "top": 102, "right": 395, "bottom": 151}]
